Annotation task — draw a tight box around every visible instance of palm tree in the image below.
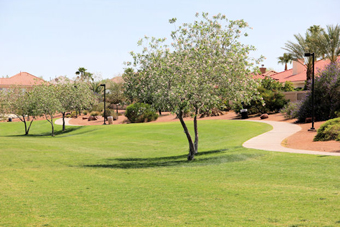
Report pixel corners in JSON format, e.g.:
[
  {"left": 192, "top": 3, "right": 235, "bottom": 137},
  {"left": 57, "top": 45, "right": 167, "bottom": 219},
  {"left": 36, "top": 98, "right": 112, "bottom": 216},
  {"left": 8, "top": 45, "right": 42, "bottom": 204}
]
[
  {"left": 319, "top": 24, "right": 340, "bottom": 63},
  {"left": 277, "top": 53, "right": 293, "bottom": 71},
  {"left": 90, "top": 81, "right": 104, "bottom": 94},
  {"left": 75, "top": 67, "right": 94, "bottom": 81},
  {"left": 283, "top": 30, "right": 322, "bottom": 82}
]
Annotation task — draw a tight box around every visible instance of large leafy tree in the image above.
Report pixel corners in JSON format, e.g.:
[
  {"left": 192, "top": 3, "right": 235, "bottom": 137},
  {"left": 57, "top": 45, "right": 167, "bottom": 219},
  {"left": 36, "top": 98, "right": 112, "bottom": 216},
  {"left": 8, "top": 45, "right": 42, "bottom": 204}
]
[{"left": 125, "top": 12, "right": 262, "bottom": 161}]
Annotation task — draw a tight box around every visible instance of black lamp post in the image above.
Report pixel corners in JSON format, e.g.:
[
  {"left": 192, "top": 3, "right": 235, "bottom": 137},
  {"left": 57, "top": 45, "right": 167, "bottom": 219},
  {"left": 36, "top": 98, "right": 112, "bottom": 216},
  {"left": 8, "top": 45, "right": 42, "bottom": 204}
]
[
  {"left": 100, "top": 84, "right": 107, "bottom": 125},
  {"left": 304, "top": 52, "right": 315, "bottom": 131}
]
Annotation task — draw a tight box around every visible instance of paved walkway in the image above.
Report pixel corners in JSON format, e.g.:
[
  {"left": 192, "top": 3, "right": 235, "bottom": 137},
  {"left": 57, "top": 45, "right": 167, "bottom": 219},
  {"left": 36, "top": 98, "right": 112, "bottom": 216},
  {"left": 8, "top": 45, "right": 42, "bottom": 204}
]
[
  {"left": 54, "top": 118, "right": 80, "bottom": 126},
  {"left": 243, "top": 120, "right": 340, "bottom": 156}
]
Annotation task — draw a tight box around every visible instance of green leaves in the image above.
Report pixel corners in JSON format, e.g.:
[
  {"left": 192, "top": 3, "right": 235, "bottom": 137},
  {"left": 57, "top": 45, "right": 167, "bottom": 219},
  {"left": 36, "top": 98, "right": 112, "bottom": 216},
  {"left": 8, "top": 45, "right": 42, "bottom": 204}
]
[
  {"left": 169, "top": 18, "right": 177, "bottom": 24},
  {"left": 125, "top": 12, "right": 261, "bottom": 112}
]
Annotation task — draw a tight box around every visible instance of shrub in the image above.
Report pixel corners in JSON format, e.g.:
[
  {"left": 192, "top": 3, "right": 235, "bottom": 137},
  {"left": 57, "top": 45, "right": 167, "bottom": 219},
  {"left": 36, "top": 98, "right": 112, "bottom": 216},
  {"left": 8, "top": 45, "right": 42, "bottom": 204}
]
[
  {"left": 232, "top": 77, "right": 288, "bottom": 115},
  {"left": 283, "top": 81, "right": 295, "bottom": 92},
  {"left": 102, "top": 108, "right": 112, "bottom": 119},
  {"left": 280, "top": 101, "right": 302, "bottom": 119},
  {"left": 314, "top": 118, "right": 340, "bottom": 141},
  {"left": 70, "top": 111, "right": 77, "bottom": 118},
  {"left": 91, "top": 102, "right": 103, "bottom": 112},
  {"left": 297, "top": 61, "right": 340, "bottom": 122},
  {"left": 65, "top": 113, "right": 71, "bottom": 118},
  {"left": 112, "top": 112, "right": 118, "bottom": 120},
  {"left": 90, "top": 111, "right": 100, "bottom": 117},
  {"left": 83, "top": 110, "right": 88, "bottom": 115},
  {"left": 233, "top": 88, "right": 287, "bottom": 115},
  {"left": 125, "top": 103, "right": 158, "bottom": 123}
]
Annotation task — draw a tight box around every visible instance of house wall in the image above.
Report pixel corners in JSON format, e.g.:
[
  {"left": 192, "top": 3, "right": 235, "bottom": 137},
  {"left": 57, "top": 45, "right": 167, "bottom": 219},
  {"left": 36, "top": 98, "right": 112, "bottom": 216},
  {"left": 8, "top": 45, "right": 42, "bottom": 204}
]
[{"left": 283, "top": 91, "right": 309, "bottom": 102}]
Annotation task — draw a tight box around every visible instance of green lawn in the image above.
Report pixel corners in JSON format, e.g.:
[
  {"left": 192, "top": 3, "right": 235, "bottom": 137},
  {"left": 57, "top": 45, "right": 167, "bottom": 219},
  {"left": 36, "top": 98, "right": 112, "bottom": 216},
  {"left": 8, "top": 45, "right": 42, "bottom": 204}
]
[{"left": 1, "top": 119, "right": 340, "bottom": 226}]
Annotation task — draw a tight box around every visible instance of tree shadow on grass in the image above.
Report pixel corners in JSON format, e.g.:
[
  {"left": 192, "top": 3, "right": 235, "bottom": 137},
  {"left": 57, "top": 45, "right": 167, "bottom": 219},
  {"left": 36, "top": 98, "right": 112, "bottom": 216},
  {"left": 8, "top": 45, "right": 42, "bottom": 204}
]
[
  {"left": 83, "top": 148, "right": 262, "bottom": 169},
  {"left": 2, "top": 127, "right": 96, "bottom": 137}
]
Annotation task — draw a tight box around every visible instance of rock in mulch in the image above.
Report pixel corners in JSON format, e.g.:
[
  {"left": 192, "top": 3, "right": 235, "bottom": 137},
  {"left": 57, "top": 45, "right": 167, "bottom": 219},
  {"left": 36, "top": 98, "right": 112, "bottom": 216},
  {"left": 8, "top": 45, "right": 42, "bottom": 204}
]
[{"left": 260, "top": 114, "right": 269, "bottom": 119}]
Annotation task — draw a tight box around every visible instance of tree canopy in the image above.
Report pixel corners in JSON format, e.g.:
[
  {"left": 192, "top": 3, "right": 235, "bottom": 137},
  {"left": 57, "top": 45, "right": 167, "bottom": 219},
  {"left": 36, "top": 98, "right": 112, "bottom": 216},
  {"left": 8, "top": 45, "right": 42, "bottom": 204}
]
[{"left": 124, "top": 12, "right": 262, "bottom": 160}]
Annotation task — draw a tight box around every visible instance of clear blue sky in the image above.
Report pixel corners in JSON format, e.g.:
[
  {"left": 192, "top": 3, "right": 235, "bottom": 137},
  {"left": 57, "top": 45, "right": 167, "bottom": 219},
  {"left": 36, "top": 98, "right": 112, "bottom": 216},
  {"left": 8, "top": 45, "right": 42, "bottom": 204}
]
[{"left": 0, "top": 0, "right": 339, "bottom": 80}]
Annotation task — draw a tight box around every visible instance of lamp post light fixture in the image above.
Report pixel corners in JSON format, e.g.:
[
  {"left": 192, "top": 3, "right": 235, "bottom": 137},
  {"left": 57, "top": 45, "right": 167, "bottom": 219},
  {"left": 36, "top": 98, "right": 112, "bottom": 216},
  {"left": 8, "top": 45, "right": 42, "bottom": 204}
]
[
  {"left": 100, "top": 84, "right": 107, "bottom": 125},
  {"left": 304, "top": 52, "right": 315, "bottom": 131}
]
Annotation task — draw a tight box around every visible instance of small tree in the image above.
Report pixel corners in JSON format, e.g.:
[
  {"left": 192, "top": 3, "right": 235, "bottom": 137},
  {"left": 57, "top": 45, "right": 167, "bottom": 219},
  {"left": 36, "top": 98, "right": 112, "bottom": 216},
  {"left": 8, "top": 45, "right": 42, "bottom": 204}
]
[
  {"left": 107, "top": 80, "right": 126, "bottom": 105},
  {"left": 55, "top": 81, "right": 76, "bottom": 131},
  {"left": 32, "top": 84, "right": 62, "bottom": 136},
  {"left": 73, "top": 81, "right": 96, "bottom": 116},
  {"left": 125, "top": 12, "right": 262, "bottom": 160},
  {"left": 55, "top": 80, "right": 95, "bottom": 131},
  {"left": 3, "top": 87, "right": 38, "bottom": 135}
]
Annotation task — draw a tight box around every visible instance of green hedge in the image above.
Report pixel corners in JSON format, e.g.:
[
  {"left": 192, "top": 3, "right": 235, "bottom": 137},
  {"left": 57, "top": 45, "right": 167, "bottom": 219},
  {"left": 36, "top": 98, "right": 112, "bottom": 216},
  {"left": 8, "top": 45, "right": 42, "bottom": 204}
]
[
  {"left": 314, "top": 118, "right": 340, "bottom": 141},
  {"left": 125, "top": 103, "right": 158, "bottom": 123}
]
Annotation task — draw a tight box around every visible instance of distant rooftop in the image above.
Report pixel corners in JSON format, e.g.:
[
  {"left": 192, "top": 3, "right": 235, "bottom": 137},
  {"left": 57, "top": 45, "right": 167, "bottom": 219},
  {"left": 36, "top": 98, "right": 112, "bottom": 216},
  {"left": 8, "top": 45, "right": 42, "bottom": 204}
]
[{"left": 0, "top": 72, "right": 45, "bottom": 87}]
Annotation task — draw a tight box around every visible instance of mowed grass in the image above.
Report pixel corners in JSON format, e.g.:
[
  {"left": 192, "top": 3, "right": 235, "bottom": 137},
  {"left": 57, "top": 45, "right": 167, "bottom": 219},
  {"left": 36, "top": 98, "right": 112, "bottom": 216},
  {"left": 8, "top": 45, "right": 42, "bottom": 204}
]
[{"left": 0, "top": 119, "right": 340, "bottom": 226}]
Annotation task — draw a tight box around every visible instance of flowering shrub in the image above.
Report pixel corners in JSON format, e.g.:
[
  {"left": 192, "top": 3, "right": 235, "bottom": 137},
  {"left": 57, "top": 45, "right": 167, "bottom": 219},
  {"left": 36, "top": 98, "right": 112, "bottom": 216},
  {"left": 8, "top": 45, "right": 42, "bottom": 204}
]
[
  {"left": 314, "top": 118, "right": 340, "bottom": 141},
  {"left": 297, "top": 61, "right": 340, "bottom": 122},
  {"left": 125, "top": 103, "right": 158, "bottom": 123},
  {"left": 280, "top": 101, "right": 302, "bottom": 119}
]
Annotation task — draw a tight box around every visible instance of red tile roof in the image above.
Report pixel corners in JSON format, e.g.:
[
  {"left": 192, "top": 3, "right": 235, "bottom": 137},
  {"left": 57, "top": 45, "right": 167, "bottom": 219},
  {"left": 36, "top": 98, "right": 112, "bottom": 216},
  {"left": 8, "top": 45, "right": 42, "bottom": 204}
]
[
  {"left": 0, "top": 72, "right": 45, "bottom": 86},
  {"left": 271, "top": 56, "right": 340, "bottom": 83},
  {"left": 252, "top": 70, "right": 277, "bottom": 80}
]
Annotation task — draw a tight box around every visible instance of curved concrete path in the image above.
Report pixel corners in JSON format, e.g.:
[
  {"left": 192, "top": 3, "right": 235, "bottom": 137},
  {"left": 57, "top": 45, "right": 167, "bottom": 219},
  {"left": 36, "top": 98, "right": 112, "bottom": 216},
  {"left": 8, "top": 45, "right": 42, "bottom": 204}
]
[
  {"left": 243, "top": 120, "right": 340, "bottom": 156},
  {"left": 55, "top": 118, "right": 81, "bottom": 126}
]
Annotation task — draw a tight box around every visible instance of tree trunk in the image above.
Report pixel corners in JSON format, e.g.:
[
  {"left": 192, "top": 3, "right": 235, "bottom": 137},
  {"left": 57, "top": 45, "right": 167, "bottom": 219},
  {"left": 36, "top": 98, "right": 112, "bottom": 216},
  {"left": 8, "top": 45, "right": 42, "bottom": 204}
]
[
  {"left": 305, "top": 66, "right": 312, "bottom": 89},
  {"left": 46, "top": 115, "right": 55, "bottom": 137},
  {"left": 26, "top": 119, "right": 34, "bottom": 135},
  {"left": 178, "top": 110, "right": 196, "bottom": 161},
  {"left": 284, "top": 63, "right": 287, "bottom": 71},
  {"left": 23, "top": 116, "right": 28, "bottom": 135},
  {"left": 51, "top": 116, "right": 55, "bottom": 137},
  {"left": 62, "top": 112, "right": 66, "bottom": 131},
  {"left": 193, "top": 107, "right": 199, "bottom": 153}
]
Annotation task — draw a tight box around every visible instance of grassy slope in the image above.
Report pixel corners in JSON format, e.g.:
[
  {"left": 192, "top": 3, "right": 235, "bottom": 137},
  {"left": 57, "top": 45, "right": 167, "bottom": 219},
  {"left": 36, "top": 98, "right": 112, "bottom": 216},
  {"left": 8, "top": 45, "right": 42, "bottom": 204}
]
[{"left": 0, "top": 120, "right": 340, "bottom": 226}]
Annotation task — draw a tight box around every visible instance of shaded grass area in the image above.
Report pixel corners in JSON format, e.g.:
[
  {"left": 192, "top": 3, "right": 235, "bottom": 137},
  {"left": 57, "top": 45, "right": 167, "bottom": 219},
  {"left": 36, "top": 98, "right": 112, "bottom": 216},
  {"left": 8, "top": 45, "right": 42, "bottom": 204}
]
[{"left": 1, "top": 120, "right": 340, "bottom": 226}]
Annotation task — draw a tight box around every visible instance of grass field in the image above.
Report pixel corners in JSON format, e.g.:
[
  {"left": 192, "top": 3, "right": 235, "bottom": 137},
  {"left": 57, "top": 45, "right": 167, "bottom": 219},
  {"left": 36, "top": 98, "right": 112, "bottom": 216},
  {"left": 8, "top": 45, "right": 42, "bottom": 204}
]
[{"left": 1, "top": 119, "right": 340, "bottom": 226}]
